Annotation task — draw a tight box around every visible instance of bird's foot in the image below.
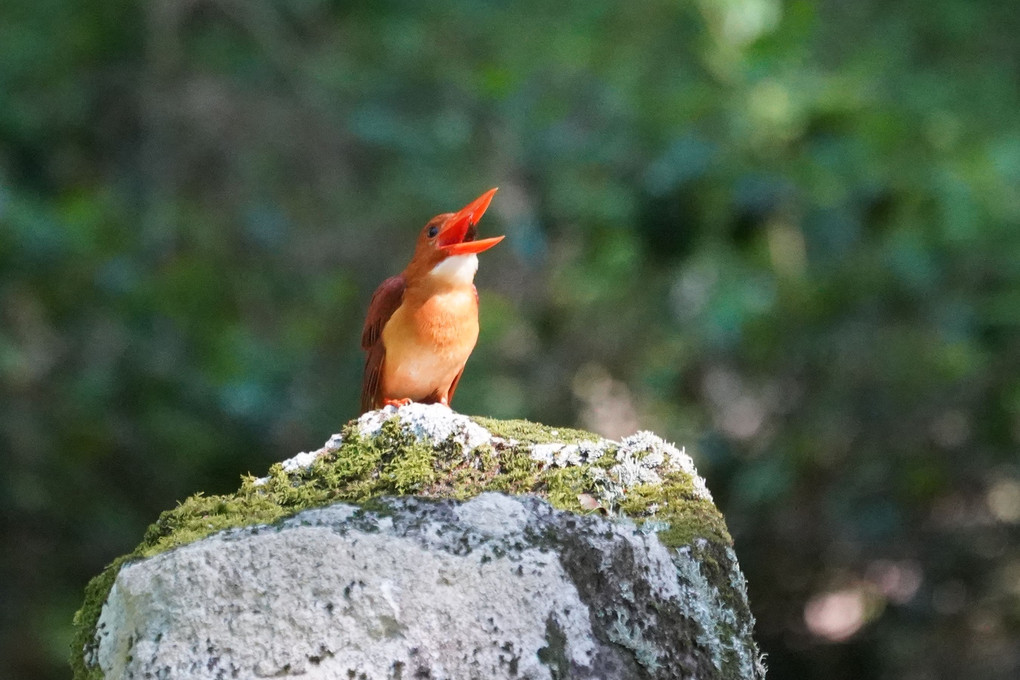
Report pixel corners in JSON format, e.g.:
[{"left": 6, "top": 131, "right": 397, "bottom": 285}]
[{"left": 383, "top": 398, "right": 413, "bottom": 408}]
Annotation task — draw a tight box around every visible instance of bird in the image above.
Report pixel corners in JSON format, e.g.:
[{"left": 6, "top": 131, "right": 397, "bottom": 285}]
[{"left": 360, "top": 188, "right": 503, "bottom": 414}]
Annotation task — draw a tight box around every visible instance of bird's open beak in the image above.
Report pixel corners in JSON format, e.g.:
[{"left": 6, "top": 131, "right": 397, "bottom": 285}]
[{"left": 438, "top": 187, "right": 504, "bottom": 255}]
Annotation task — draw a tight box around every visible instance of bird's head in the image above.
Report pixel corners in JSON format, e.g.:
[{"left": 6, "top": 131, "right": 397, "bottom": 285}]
[{"left": 405, "top": 188, "right": 503, "bottom": 284}]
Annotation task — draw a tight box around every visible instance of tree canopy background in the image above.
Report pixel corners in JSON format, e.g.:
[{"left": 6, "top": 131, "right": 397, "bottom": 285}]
[{"left": 1, "top": 1, "right": 1018, "bottom": 678}]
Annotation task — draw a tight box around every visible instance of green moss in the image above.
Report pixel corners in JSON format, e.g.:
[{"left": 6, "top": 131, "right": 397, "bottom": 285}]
[
  {"left": 72, "top": 412, "right": 734, "bottom": 679},
  {"left": 617, "top": 474, "right": 732, "bottom": 548},
  {"left": 543, "top": 466, "right": 604, "bottom": 514},
  {"left": 471, "top": 416, "right": 600, "bottom": 445}
]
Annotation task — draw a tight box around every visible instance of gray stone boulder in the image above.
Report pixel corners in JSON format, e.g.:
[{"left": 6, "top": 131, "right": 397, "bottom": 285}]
[{"left": 73, "top": 404, "right": 765, "bottom": 679}]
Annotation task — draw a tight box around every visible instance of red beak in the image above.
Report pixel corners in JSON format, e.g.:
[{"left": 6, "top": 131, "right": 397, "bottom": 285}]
[{"left": 438, "top": 187, "right": 504, "bottom": 255}]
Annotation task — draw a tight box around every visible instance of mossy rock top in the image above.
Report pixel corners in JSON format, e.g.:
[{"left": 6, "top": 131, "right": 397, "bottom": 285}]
[{"left": 72, "top": 404, "right": 738, "bottom": 679}]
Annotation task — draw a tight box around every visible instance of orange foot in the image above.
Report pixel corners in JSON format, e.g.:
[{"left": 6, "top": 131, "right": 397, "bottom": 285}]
[{"left": 383, "top": 398, "right": 413, "bottom": 408}]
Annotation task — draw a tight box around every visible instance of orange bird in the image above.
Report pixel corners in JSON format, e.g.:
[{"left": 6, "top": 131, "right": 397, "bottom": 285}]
[{"left": 360, "top": 188, "right": 503, "bottom": 413}]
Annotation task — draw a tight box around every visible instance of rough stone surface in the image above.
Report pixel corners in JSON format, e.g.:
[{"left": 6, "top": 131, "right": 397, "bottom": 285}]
[
  {"left": 94, "top": 495, "right": 759, "bottom": 679},
  {"left": 73, "top": 405, "right": 764, "bottom": 680}
]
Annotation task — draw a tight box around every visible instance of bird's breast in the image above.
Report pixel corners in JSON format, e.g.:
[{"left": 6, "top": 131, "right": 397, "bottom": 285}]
[{"left": 380, "top": 288, "right": 479, "bottom": 399}]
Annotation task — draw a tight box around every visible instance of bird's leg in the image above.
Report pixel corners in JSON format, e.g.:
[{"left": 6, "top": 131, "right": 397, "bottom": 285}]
[{"left": 383, "top": 397, "right": 413, "bottom": 408}]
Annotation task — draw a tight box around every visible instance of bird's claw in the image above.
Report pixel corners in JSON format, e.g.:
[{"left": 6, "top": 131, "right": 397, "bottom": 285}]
[{"left": 383, "top": 398, "right": 413, "bottom": 408}]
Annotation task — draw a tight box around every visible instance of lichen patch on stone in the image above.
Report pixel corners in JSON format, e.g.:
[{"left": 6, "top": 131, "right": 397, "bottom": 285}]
[
  {"left": 529, "top": 440, "right": 608, "bottom": 467},
  {"left": 359, "top": 403, "right": 492, "bottom": 453},
  {"left": 673, "top": 543, "right": 766, "bottom": 679},
  {"left": 617, "top": 431, "right": 712, "bottom": 501},
  {"left": 258, "top": 431, "right": 346, "bottom": 484}
]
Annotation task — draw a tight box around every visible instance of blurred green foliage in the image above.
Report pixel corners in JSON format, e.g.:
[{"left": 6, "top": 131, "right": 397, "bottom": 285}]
[{"left": 1, "top": 0, "right": 1018, "bottom": 678}]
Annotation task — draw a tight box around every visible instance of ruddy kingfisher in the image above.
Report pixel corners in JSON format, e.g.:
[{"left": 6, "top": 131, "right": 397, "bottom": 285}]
[{"left": 360, "top": 188, "right": 503, "bottom": 413}]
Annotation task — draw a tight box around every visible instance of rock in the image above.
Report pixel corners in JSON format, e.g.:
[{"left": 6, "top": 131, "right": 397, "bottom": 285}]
[{"left": 72, "top": 404, "right": 765, "bottom": 680}]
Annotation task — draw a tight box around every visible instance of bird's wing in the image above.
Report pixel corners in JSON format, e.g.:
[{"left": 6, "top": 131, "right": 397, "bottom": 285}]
[{"left": 360, "top": 275, "right": 406, "bottom": 413}]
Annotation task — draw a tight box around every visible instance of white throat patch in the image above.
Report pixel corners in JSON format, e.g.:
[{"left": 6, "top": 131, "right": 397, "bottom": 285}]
[{"left": 429, "top": 254, "right": 479, "bottom": 285}]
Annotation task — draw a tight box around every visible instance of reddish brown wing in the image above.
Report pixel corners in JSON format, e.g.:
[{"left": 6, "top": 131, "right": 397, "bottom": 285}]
[{"left": 360, "top": 275, "right": 406, "bottom": 413}]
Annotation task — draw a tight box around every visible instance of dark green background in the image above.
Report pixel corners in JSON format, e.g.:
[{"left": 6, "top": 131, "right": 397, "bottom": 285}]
[{"left": 2, "top": 1, "right": 1018, "bottom": 678}]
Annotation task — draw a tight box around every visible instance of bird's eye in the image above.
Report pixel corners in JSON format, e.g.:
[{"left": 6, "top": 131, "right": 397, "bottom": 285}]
[{"left": 427, "top": 225, "right": 439, "bottom": 238}]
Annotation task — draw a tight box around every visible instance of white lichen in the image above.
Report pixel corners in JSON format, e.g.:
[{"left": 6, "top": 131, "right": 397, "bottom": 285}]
[
  {"left": 281, "top": 450, "right": 320, "bottom": 473},
  {"left": 357, "top": 403, "right": 492, "bottom": 453},
  {"left": 528, "top": 441, "right": 606, "bottom": 468},
  {"left": 253, "top": 432, "right": 346, "bottom": 485},
  {"left": 673, "top": 544, "right": 760, "bottom": 679},
  {"left": 253, "top": 405, "right": 494, "bottom": 486},
  {"left": 617, "top": 431, "right": 712, "bottom": 501},
  {"left": 607, "top": 613, "right": 662, "bottom": 673}
]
